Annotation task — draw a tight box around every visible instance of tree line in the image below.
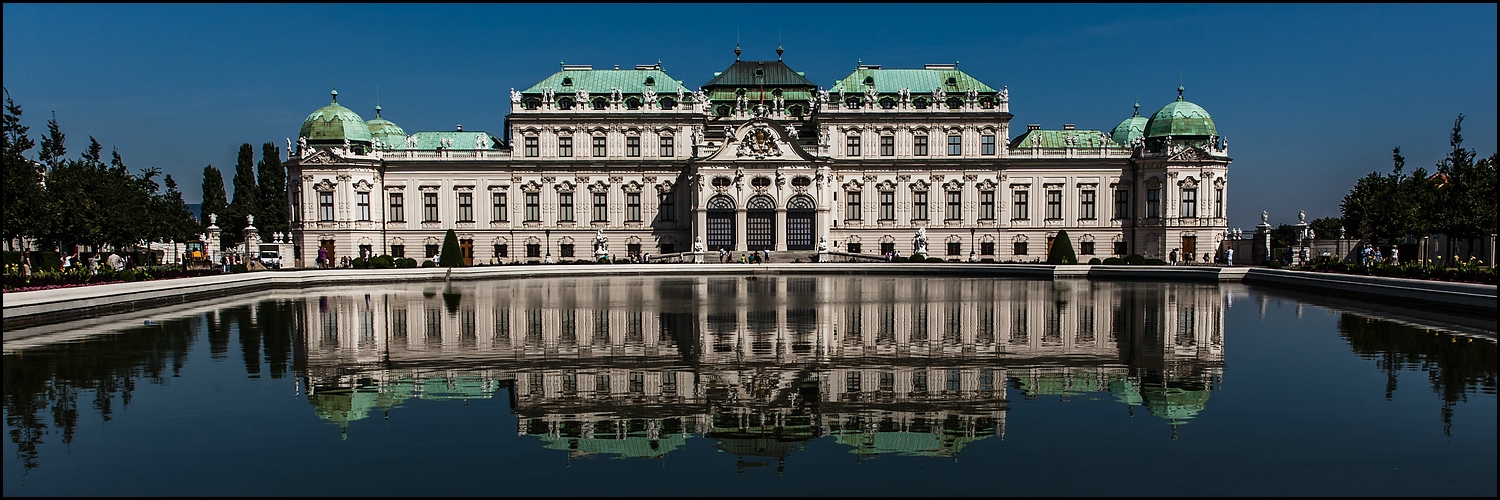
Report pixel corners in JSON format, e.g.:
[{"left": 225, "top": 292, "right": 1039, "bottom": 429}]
[
  {"left": 1340, "top": 115, "right": 1497, "bottom": 248},
  {"left": 1, "top": 88, "right": 289, "bottom": 256}
]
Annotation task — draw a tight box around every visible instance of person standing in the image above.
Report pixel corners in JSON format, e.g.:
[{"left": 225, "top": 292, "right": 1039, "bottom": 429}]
[
  {"left": 22, "top": 256, "right": 31, "bottom": 281},
  {"left": 1226, "top": 247, "right": 1234, "bottom": 267},
  {"left": 1390, "top": 247, "right": 1399, "bottom": 265},
  {"left": 1169, "top": 248, "right": 1178, "bottom": 266}
]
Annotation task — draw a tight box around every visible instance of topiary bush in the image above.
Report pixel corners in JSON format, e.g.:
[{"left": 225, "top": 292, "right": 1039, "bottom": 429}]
[
  {"left": 1143, "top": 258, "right": 1166, "bottom": 265},
  {"left": 421, "top": 260, "right": 438, "bottom": 268},
  {"left": 370, "top": 255, "right": 394, "bottom": 269},
  {"left": 926, "top": 257, "right": 945, "bottom": 263},
  {"left": 439, "top": 229, "right": 462, "bottom": 267},
  {"left": 1124, "top": 254, "right": 1145, "bottom": 265},
  {"left": 1047, "top": 230, "right": 1078, "bottom": 264},
  {"left": 1102, "top": 257, "right": 1124, "bottom": 265},
  {"left": 1087, "top": 257, "right": 1102, "bottom": 265},
  {"left": 352, "top": 257, "right": 369, "bottom": 269}
]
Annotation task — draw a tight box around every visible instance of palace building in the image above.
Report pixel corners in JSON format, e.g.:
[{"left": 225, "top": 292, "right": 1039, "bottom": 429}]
[{"left": 285, "top": 48, "right": 1230, "bottom": 266}]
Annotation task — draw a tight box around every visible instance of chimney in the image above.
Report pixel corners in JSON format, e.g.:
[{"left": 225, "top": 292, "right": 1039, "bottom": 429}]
[
  {"left": 1027, "top": 124, "right": 1041, "bottom": 131},
  {"left": 1063, "top": 124, "right": 1075, "bottom": 130},
  {"left": 456, "top": 124, "right": 463, "bottom": 131}
]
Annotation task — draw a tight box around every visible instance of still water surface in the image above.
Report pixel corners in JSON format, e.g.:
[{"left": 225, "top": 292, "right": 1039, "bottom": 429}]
[{"left": 3, "top": 276, "right": 1496, "bottom": 496}]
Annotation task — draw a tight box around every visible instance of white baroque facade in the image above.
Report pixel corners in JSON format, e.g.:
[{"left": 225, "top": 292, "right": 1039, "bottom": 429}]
[{"left": 286, "top": 54, "right": 1230, "bottom": 266}]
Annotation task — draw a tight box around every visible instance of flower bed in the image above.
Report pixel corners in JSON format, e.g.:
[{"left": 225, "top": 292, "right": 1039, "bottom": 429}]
[
  {"left": 1297, "top": 257, "right": 1495, "bottom": 285},
  {"left": 2, "top": 265, "right": 224, "bottom": 293}
]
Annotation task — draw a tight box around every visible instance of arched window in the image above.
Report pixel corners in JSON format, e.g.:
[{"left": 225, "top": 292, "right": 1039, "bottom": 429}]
[
  {"left": 946, "top": 97, "right": 963, "bottom": 109},
  {"left": 913, "top": 97, "right": 929, "bottom": 109},
  {"left": 751, "top": 176, "right": 772, "bottom": 189},
  {"left": 747, "top": 195, "right": 776, "bottom": 211},
  {"left": 711, "top": 176, "right": 733, "bottom": 189},
  {"left": 659, "top": 97, "right": 676, "bottom": 110},
  {"left": 591, "top": 97, "right": 608, "bottom": 110},
  {"left": 523, "top": 97, "right": 541, "bottom": 110},
  {"left": 845, "top": 97, "right": 862, "bottom": 109},
  {"left": 625, "top": 97, "right": 641, "bottom": 110},
  {"left": 788, "top": 104, "right": 803, "bottom": 117},
  {"left": 716, "top": 105, "right": 731, "bottom": 116},
  {"left": 791, "top": 176, "right": 812, "bottom": 188},
  {"left": 787, "top": 195, "right": 815, "bottom": 210},
  {"left": 706, "top": 195, "right": 735, "bottom": 210},
  {"left": 879, "top": 97, "right": 895, "bottom": 109},
  {"left": 557, "top": 97, "right": 574, "bottom": 110}
]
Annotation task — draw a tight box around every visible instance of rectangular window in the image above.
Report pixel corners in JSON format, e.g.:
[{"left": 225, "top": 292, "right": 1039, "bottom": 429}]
[
  {"left": 626, "top": 136, "right": 640, "bottom": 157},
  {"left": 423, "top": 192, "right": 438, "bottom": 222},
  {"left": 947, "top": 134, "right": 962, "bottom": 156},
  {"left": 390, "top": 244, "right": 405, "bottom": 258},
  {"left": 1215, "top": 187, "right": 1224, "bottom": 218},
  {"left": 1013, "top": 190, "right": 1029, "bottom": 220},
  {"left": 912, "top": 192, "right": 928, "bottom": 220},
  {"left": 946, "top": 191, "right": 961, "bottom": 220},
  {"left": 524, "top": 192, "right": 540, "bottom": 222},
  {"left": 879, "top": 191, "right": 895, "bottom": 220},
  {"left": 318, "top": 192, "right": 334, "bottom": 221},
  {"left": 846, "top": 242, "right": 861, "bottom": 253},
  {"left": 1080, "top": 189, "right": 1097, "bottom": 220},
  {"left": 456, "top": 192, "right": 473, "bottom": 222},
  {"left": 592, "top": 192, "right": 608, "bottom": 223},
  {"left": 947, "top": 241, "right": 961, "bottom": 256},
  {"left": 494, "top": 244, "right": 507, "bottom": 258},
  {"left": 425, "top": 244, "right": 440, "bottom": 258},
  {"left": 626, "top": 192, "right": 641, "bottom": 222},
  {"left": 1146, "top": 188, "right": 1161, "bottom": 218},
  {"left": 560, "top": 244, "right": 574, "bottom": 258},
  {"left": 659, "top": 136, "right": 674, "bottom": 157},
  {"left": 659, "top": 192, "right": 675, "bottom": 221},
  {"left": 1080, "top": 241, "right": 1095, "bottom": 255},
  {"left": 1114, "top": 241, "right": 1128, "bottom": 255},
  {"left": 592, "top": 136, "right": 607, "bottom": 157},
  {"left": 388, "top": 193, "right": 405, "bottom": 222},
  {"left": 980, "top": 191, "right": 995, "bottom": 220},
  {"left": 981, "top": 241, "right": 995, "bottom": 255},
  {"left": 525, "top": 243, "right": 540, "bottom": 258},
  {"left": 356, "top": 192, "right": 370, "bottom": 221},
  {"left": 880, "top": 242, "right": 895, "bottom": 255},
  {"left": 880, "top": 135, "right": 894, "bottom": 156},
  {"left": 845, "top": 191, "right": 861, "bottom": 220},
  {"left": 1181, "top": 188, "right": 1197, "bottom": 218},
  {"left": 914, "top": 135, "right": 928, "bottom": 156},
  {"left": 1046, "top": 189, "right": 1063, "bottom": 220},
  {"left": 492, "top": 192, "right": 508, "bottom": 222},
  {"left": 558, "top": 135, "right": 572, "bottom": 157},
  {"left": 524, "top": 136, "right": 538, "bottom": 157},
  {"left": 1115, "top": 189, "right": 1129, "bottom": 219},
  {"left": 846, "top": 135, "right": 861, "bottom": 156},
  {"left": 1014, "top": 241, "right": 1028, "bottom": 255},
  {"left": 559, "top": 192, "right": 574, "bottom": 222},
  {"left": 981, "top": 134, "right": 996, "bottom": 155}
]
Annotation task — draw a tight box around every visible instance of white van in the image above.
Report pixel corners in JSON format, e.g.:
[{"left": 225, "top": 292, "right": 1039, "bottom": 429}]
[{"left": 259, "top": 245, "right": 281, "bottom": 269}]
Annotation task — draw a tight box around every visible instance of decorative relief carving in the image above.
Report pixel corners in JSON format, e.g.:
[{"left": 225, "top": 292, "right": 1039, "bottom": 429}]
[{"left": 313, "top": 179, "right": 336, "bottom": 192}]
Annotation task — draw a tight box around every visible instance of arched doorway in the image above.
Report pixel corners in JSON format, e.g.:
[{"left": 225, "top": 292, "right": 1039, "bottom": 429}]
[
  {"left": 786, "top": 195, "right": 816, "bottom": 250},
  {"left": 746, "top": 195, "right": 776, "bottom": 251},
  {"left": 706, "top": 195, "right": 736, "bottom": 251}
]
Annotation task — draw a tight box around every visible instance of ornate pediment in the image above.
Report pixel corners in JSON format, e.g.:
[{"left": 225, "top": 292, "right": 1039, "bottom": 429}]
[
  {"left": 313, "top": 179, "right": 336, "bottom": 192},
  {"left": 1169, "top": 147, "right": 1209, "bottom": 161},
  {"left": 702, "top": 118, "right": 818, "bottom": 162},
  {"left": 301, "top": 150, "right": 337, "bottom": 164}
]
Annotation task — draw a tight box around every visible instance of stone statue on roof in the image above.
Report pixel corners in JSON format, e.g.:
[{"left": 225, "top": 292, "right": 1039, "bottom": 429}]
[
  {"left": 510, "top": 88, "right": 522, "bottom": 103},
  {"left": 643, "top": 86, "right": 657, "bottom": 105},
  {"left": 405, "top": 135, "right": 418, "bottom": 149},
  {"left": 933, "top": 87, "right": 945, "bottom": 101},
  {"left": 676, "top": 87, "right": 685, "bottom": 103},
  {"left": 999, "top": 86, "right": 1009, "bottom": 101},
  {"left": 476, "top": 134, "right": 488, "bottom": 150},
  {"left": 343, "top": 138, "right": 351, "bottom": 153},
  {"left": 1261, "top": 211, "right": 1269, "bottom": 224},
  {"left": 864, "top": 85, "right": 877, "bottom": 104},
  {"left": 817, "top": 88, "right": 829, "bottom": 104},
  {"left": 298, "top": 137, "right": 310, "bottom": 158}
]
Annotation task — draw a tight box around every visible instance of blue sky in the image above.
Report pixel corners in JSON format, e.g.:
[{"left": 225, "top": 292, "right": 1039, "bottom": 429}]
[{"left": 4, "top": 3, "right": 1495, "bottom": 228}]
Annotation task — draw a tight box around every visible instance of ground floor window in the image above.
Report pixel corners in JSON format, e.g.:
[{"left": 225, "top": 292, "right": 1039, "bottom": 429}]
[
  {"left": 425, "top": 244, "right": 440, "bottom": 258},
  {"left": 981, "top": 242, "right": 995, "bottom": 255},
  {"left": 880, "top": 242, "right": 895, "bottom": 255},
  {"left": 1014, "top": 242, "right": 1028, "bottom": 255},
  {"left": 1080, "top": 241, "right": 1095, "bottom": 255},
  {"left": 846, "top": 242, "right": 862, "bottom": 253},
  {"left": 494, "top": 244, "right": 508, "bottom": 258},
  {"left": 560, "top": 244, "right": 575, "bottom": 258},
  {"left": 391, "top": 245, "right": 405, "bottom": 258},
  {"left": 1114, "top": 241, "right": 1127, "bottom": 255},
  {"left": 947, "top": 242, "right": 961, "bottom": 256},
  {"left": 526, "top": 244, "right": 541, "bottom": 258}
]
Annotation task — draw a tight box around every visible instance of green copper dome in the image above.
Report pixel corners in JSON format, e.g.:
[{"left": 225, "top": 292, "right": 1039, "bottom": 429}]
[
  {"left": 1110, "top": 103, "right": 1150, "bottom": 146},
  {"left": 1144, "top": 87, "right": 1217, "bottom": 138},
  {"left": 300, "top": 89, "right": 373, "bottom": 143},
  {"left": 365, "top": 105, "right": 407, "bottom": 148}
]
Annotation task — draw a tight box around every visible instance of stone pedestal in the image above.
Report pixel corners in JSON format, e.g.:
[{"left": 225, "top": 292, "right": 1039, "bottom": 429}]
[{"left": 1253, "top": 222, "right": 1272, "bottom": 265}]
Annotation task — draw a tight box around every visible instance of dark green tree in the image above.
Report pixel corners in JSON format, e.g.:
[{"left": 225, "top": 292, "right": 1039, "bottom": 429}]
[
  {"left": 81, "top": 136, "right": 102, "bottom": 167},
  {"left": 200, "top": 165, "right": 228, "bottom": 231},
  {"left": 156, "top": 174, "right": 198, "bottom": 243},
  {"left": 222, "top": 143, "right": 258, "bottom": 248},
  {"left": 2, "top": 88, "right": 41, "bottom": 251},
  {"left": 256, "top": 142, "right": 287, "bottom": 236},
  {"left": 1432, "top": 115, "right": 1497, "bottom": 261},
  {"left": 1309, "top": 217, "right": 1344, "bottom": 240},
  {"left": 439, "top": 229, "right": 462, "bottom": 267},
  {"left": 37, "top": 111, "right": 64, "bottom": 169},
  {"left": 1047, "top": 230, "right": 1077, "bottom": 264}
]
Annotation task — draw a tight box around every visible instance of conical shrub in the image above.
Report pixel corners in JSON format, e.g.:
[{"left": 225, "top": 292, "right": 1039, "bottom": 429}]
[
  {"left": 1047, "top": 230, "right": 1077, "bottom": 265},
  {"left": 439, "top": 229, "right": 462, "bottom": 267}
]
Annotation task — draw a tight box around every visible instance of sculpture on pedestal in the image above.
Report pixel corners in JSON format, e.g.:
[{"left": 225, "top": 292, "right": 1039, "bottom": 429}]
[{"left": 913, "top": 227, "right": 929, "bottom": 256}]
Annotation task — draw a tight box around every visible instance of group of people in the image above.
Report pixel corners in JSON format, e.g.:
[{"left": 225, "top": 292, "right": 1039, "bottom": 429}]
[
  {"left": 54, "top": 251, "right": 131, "bottom": 274},
  {"left": 314, "top": 246, "right": 349, "bottom": 269},
  {"left": 1167, "top": 248, "right": 1218, "bottom": 266},
  {"left": 1361, "top": 245, "right": 1397, "bottom": 267},
  {"left": 717, "top": 248, "right": 772, "bottom": 264}
]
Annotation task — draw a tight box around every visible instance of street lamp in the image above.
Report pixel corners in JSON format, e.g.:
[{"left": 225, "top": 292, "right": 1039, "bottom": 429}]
[
  {"left": 969, "top": 228, "right": 976, "bottom": 262},
  {"left": 545, "top": 229, "right": 552, "bottom": 264}
]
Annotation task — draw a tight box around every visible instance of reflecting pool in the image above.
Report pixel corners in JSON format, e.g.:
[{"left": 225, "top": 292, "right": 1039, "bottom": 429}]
[{"left": 3, "top": 276, "right": 1495, "bottom": 496}]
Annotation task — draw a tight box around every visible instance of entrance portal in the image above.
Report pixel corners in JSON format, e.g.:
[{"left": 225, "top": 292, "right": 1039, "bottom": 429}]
[
  {"left": 746, "top": 195, "right": 775, "bottom": 251},
  {"left": 459, "top": 239, "right": 474, "bottom": 266},
  {"left": 1182, "top": 236, "right": 1197, "bottom": 263},
  {"left": 786, "top": 195, "right": 815, "bottom": 250},
  {"left": 706, "top": 195, "right": 735, "bottom": 251}
]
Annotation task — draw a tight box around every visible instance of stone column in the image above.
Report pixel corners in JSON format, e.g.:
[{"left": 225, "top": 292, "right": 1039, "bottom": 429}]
[
  {"left": 736, "top": 208, "right": 747, "bottom": 253},
  {"left": 243, "top": 215, "right": 260, "bottom": 267},
  {"left": 775, "top": 208, "right": 788, "bottom": 252}
]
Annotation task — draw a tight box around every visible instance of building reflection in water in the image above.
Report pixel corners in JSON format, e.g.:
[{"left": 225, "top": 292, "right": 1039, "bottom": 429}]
[{"left": 295, "top": 277, "right": 1227, "bottom": 459}]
